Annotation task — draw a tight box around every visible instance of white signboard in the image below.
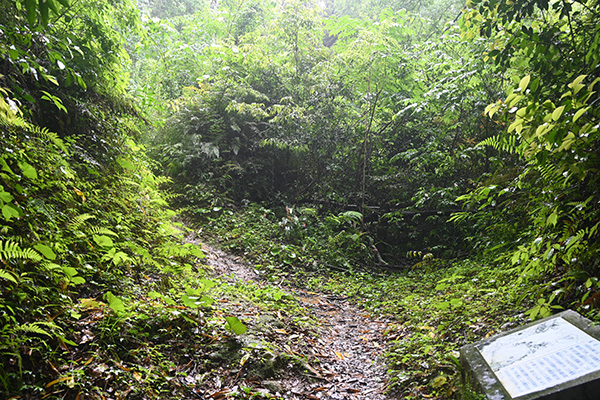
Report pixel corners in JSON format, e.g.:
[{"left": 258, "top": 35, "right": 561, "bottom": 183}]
[{"left": 477, "top": 317, "right": 600, "bottom": 397}]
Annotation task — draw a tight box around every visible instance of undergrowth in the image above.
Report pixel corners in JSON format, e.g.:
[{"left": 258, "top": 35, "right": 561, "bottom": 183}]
[
  {"left": 193, "top": 202, "right": 538, "bottom": 399},
  {"left": 0, "top": 108, "right": 280, "bottom": 398}
]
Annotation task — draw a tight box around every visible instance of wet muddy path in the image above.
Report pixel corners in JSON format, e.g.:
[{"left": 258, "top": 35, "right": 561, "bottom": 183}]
[{"left": 199, "top": 242, "right": 394, "bottom": 399}]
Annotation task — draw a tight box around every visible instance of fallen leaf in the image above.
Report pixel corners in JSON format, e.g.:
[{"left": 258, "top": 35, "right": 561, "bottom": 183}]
[
  {"left": 431, "top": 375, "right": 447, "bottom": 388},
  {"left": 209, "top": 389, "right": 231, "bottom": 399},
  {"left": 45, "top": 376, "right": 71, "bottom": 388},
  {"left": 79, "top": 298, "right": 101, "bottom": 309},
  {"left": 83, "top": 356, "right": 94, "bottom": 366},
  {"left": 304, "top": 363, "right": 324, "bottom": 379}
]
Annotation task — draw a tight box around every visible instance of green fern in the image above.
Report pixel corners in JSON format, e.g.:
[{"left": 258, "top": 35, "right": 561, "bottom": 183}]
[
  {"left": 0, "top": 104, "right": 68, "bottom": 154},
  {"left": 340, "top": 211, "right": 363, "bottom": 223},
  {"left": 89, "top": 226, "right": 118, "bottom": 237},
  {"left": 538, "top": 163, "right": 563, "bottom": 183},
  {"left": 68, "top": 213, "right": 95, "bottom": 230},
  {"left": 14, "top": 321, "right": 58, "bottom": 337},
  {"left": 27, "top": 124, "right": 68, "bottom": 154},
  {"left": 0, "top": 269, "right": 18, "bottom": 283},
  {"left": 478, "top": 134, "right": 524, "bottom": 155},
  {"left": 0, "top": 240, "right": 42, "bottom": 262}
]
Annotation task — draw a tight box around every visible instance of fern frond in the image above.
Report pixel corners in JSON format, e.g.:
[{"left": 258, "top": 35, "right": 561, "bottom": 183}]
[
  {"left": 538, "top": 163, "right": 562, "bottom": 183},
  {"left": 0, "top": 105, "right": 68, "bottom": 153},
  {"left": 340, "top": 211, "right": 363, "bottom": 223},
  {"left": 154, "top": 175, "right": 172, "bottom": 185},
  {"left": 27, "top": 125, "right": 69, "bottom": 154},
  {"left": 478, "top": 134, "right": 524, "bottom": 155},
  {"left": 0, "top": 268, "right": 18, "bottom": 283},
  {"left": 14, "top": 322, "right": 56, "bottom": 337},
  {"left": 68, "top": 214, "right": 95, "bottom": 230},
  {"left": 0, "top": 240, "right": 42, "bottom": 262},
  {"left": 89, "top": 227, "right": 118, "bottom": 237}
]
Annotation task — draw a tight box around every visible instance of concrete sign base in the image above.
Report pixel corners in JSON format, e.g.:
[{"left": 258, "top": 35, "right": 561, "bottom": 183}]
[{"left": 460, "top": 310, "right": 600, "bottom": 399}]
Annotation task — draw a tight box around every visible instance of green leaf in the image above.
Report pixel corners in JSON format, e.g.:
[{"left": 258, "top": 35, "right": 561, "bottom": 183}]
[
  {"left": 105, "top": 291, "right": 125, "bottom": 313},
  {"left": 569, "top": 75, "right": 586, "bottom": 95},
  {"left": 450, "top": 298, "right": 463, "bottom": 308},
  {"left": 0, "top": 269, "right": 18, "bottom": 284},
  {"left": 181, "top": 294, "right": 214, "bottom": 308},
  {"left": 0, "top": 191, "right": 13, "bottom": 203},
  {"left": 198, "top": 295, "right": 214, "bottom": 307},
  {"left": 117, "top": 158, "right": 136, "bottom": 171},
  {"left": 25, "top": 0, "right": 36, "bottom": 26},
  {"left": 70, "top": 276, "right": 86, "bottom": 285},
  {"left": 225, "top": 316, "right": 247, "bottom": 335},
  {"left": 8, "top": 49, "right": 20, "bottom": 61},
  {"left": 552, "top": 105, "right": 565, "bottom": 121},
  {"left": 0, "top": 157, "right": 14, "bottom": 174},
  {"left": 62, "top": 266, "right": 78, "bottom": 278},
  {"left": 93, "top": 234, "right": 114, "bottom": 248},
  {"left": 56, "top": 334, "right": 78, "bottom": 346},
  {"left": 148, "top": 291, "right": 162, "bottom": 299},
  {"left": 19, "top": 162, "right": 38, "bottom": 180},
  {"left": 546, "top": 212, "right": 558, "bottom": 227},
  {"left": 558, "top": 132, "right": 576, "bottom": 151},
  {"left": 2, "top": 204, "right": 20, "bottom": 221},
  {"left": 199, "top": 278, "right": 217, "bottom": 290},
  {"left": 34, "top": 243, "right": 57, "bottom": 260},
  {"left": 519, "top": 75, "right": 530, "bottom": 91},
  {"left": 181, "top": 294, "right": 199, "bottom": 308},
  {"left": 188, "top": 246, "right": 205, "bottom": 259},
  {"left": 76, "top": 74, "right": 87, "bottom": 90},
  {"left": 573, "top": 107, "right": 589, "bottom": 122},
  {"left": 47, "top": 0, "right": 59, "bottom": 14},
  {"left": 40, "top": 0, "right": 50, "bottom": 26}
]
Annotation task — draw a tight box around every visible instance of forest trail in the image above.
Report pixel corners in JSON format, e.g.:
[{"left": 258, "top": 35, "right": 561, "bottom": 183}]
[{"left": 196, "top": 239, "right": 394, "bottom": 399}]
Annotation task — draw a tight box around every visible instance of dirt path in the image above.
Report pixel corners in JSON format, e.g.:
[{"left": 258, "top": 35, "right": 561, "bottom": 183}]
[{"left": 200, "top": 242, "right": 394, "bottom": 399}]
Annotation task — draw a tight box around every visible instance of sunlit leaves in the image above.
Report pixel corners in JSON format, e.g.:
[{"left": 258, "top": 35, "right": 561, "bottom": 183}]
[
  {"left": 551, "top": 105, "right": 565, "bottom": 121},
  {"left": 18, "top": 161, "right": 38, "bottom": 180},
  {"left": 225, "top": 316, "right": 247, "bottom": 335},
  {"left": 34, "top": 243, "right": 57, "bottom": 260},
  {"left": 518, "top": 75, "right": 530, "bottom": 92},
  {"left": 472, "top": 0, "right": 600, "bottom": 313},
  {"left": 105, "top": 291, "right": 126, "bottom": 314},
  {"left": 2, "top": 204, "right": 21, "bottom": 221},
  {"left": 93, "top": 234, "right": 114, "bottom": 248}
]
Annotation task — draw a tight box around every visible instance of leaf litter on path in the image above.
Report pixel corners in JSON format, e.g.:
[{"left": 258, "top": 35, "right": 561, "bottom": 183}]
[{"left": 196, "top": 239, "right": 395, "bottom": 399}]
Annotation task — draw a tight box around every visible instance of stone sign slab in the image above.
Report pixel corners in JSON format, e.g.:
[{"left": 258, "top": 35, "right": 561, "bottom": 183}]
[{"left": 460, "top": 310, "right": 600, "bottom": 399}]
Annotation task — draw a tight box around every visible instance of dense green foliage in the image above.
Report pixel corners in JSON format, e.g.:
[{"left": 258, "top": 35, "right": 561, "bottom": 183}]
[
  {"left": 136, "top": 0, "right": 507, "bottom": 261},
  {"left": 0, "top": 0, "right": 243, "bottom": 397},
  {"left": 456, "top": 0, "right": 600, "bottom": 318},
  {"left": 138, "top": 0, "right": 599, "bottom": 314},
  {"left": 2, "top": 0, "right": 600, "bottom": 398}
]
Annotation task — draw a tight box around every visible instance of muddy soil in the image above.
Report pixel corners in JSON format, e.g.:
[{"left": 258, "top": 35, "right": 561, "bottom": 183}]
[{"left": 199, "top": 242, "right": 395, "bottom": 400}]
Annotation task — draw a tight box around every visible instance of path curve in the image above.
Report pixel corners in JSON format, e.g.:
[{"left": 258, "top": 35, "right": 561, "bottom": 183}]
[{"left": 199, "top": 242, "right": 394, "bottom": 400}]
